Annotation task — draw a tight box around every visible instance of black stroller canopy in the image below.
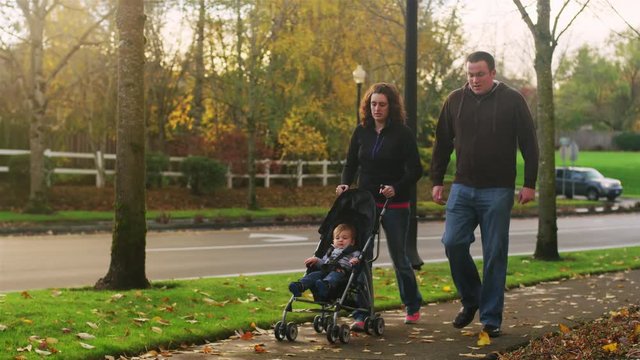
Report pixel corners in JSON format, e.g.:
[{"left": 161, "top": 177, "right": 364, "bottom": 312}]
[{"left": 314, "top": 189, "right": 377, "bottom": 258}]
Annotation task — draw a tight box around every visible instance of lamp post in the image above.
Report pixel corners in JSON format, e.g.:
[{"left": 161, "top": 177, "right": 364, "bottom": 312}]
[{"left": 352, "top": 65, "right": 366, "bottom": 125}]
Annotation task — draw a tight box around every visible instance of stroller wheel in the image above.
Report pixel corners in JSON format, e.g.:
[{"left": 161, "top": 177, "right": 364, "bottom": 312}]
[
  {"left": 313, "top": 315, "right": 323, "bottom": 333},
  {"left": 326, "top": 324, "right": 339, "bottom": 344},
  {"left": 364, "top": 317, "right": 373, "bottom": 335},
  {"left": 373, "top": 317, "right": 385, "bottom": 336},
  {"left": 338, "top": 324, "right": 350, "bottom": 344},
  {"left": 323, "top": 317, "right": 333, "bottom": 331},
  {"left": 285, "top": 322, "right": 298, "bottom": 341},
  {"left": 274, "top": 321, "right": 286, "bottom": 341}
]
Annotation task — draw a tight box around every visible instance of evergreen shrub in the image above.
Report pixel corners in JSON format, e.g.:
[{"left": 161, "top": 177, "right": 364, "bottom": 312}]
[{"left": 180, "top": 156, "right": 227, "bottom": 195}]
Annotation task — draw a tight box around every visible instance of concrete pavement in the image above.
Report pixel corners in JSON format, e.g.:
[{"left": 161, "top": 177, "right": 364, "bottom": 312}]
[{"left": 162, "top": 269, "right": 640, "bottom": 359}]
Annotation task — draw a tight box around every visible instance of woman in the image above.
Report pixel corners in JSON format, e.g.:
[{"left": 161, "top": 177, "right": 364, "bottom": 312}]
[{"left": 336, "top": 82, "right": 423, "bottom": 329}]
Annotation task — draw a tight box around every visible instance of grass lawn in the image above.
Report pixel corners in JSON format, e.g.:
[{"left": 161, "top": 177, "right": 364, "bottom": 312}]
[
  {"left": 515, "top": 150, "right": 640, "bottom": 196},
  {"left": 0, "top": 199, "right": 600, "bottom": 224},
  {"left": 1, "top": 247, "right": 639, "bottom": 360}
]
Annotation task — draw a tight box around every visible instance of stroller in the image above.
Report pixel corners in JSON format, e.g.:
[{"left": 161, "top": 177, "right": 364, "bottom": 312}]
[{"left": 274, "top": 189, "right": 387, "bottom": 344}]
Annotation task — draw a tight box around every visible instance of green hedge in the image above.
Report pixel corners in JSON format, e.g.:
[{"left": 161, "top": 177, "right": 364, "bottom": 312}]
[
  {"left": 180, "top": 156, "right": 227, "bottom": 195},
  {"left": 613, "top": 132, "right": 640, "bottom": 151},
  {"left": 146, "top": 152, "right": 170, "bottom": 189}
]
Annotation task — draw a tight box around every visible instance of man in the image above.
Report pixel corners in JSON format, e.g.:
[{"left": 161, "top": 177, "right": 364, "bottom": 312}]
[{"left": 430, "top": 51, "right": 539, "bottom": 337}]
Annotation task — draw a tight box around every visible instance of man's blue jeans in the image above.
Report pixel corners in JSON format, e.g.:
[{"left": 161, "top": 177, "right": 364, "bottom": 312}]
[
  {"left": 442, "top": 184, "right": 514, "bottom": 328},
  {"left": 382, "top": 207, "right": 423, "bottom": 315}
]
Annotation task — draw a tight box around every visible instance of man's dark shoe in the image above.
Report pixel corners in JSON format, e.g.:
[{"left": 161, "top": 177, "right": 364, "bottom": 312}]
[
  {"left": 482, "top": 325, "right": 501, "bottom": 338},
  {"left": 452, "top": 306, "right": 478, "bottom": 328}
]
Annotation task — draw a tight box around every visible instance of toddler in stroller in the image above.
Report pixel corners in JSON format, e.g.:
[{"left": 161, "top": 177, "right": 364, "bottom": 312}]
[
  {"left": 274, "top": 189, "right": 386, "bottom": 344},
  {"left": 288, "top": 223, "right": 361, "bottom": 301}
]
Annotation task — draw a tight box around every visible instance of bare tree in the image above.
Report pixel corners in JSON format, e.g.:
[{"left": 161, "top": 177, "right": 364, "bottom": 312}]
[
  {"left": 95, "top": 0, "right": 149, "bottom": 290},
  {"left": 13, "top": 0, "right": 113, "bottom": 213},
  {"left": 512, "top": 0, "right": 590, "bottom": 260},
  {"left": 189, "top": 0, "right": 206, "bottom": 135}
]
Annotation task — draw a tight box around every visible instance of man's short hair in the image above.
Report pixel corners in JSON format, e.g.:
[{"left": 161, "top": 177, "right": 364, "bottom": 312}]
[{"left": 466, "top": 51, "right": 495, "bottom": 71}]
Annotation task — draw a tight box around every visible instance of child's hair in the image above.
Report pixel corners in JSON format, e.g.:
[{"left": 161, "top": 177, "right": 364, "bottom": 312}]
[{"left": 333, "top": 223, "right": 357, "bottom": 244}]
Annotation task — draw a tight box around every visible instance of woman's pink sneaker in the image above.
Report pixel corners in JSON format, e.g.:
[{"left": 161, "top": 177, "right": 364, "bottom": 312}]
[{"left": 404, "top": 311, "right": 420, "bottom": 324}]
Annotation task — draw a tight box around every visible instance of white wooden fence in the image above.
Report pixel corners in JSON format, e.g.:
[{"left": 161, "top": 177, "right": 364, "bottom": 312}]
[{"left": 0, "top": 149, "right": 343, "bottom": 189}]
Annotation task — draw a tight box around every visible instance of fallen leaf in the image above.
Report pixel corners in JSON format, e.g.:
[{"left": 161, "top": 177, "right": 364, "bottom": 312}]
[
  {"left": 634, "top": 324, "right": 640, "bottom": 336},
  {"left": 17, "top": 344, "right": 33, "bottom": 352},
  {"left": 0, "top": 324, "right": 7, "bottom": 331},
  {"left": 559, "top": 323, "right": 571, "bottom": 334},
  {"left": 79, "top": 342, "right": 95, "bottom": 349},
  {"left": 203, "top": 298, "right": 228, "bottom": 306},
  {"left": 443, "top": 285, "right": 452, "bottom": 292},
  {"left": 45, "top": 337, "right": 58, "bottom": 345},
  {"left": 141, "top": 350, "right": 158, "bottom": 357},
  {"left": 151, "top": 326, "right": 163, "bottom": 334},
  {"left": 21, "top": 291, "right": 32, "bottom": 299},
  {"left": 254, "top": 344, "right": 267, "bottom": 353},
  {"left": 602, "top": 343, "right": 618, "bottom": 352},
  {"left": 50, "top": 290, "right": 62, "bottom": 297},
  {"left": 21, "top": 318, "right": 33, "bottom": 325},
  {"left": 35, "top": 349, "right": 52, "bottom": 356},
  {"left": 86, "top": 322, "right": 99, "bottom": 329},
  {"left": 477, "top": 331, "right": 491, "bottom": 346},
  {"left": 76, "top": 333, "right": 96, "bottom": 340},
  {"left": 459, "top": 353, "right": 486, "bottom": 358}
]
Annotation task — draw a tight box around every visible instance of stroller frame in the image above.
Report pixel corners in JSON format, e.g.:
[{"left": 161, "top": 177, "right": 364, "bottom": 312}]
[{"left": 274, "top": 189, "right": 388, "bottom": 344}]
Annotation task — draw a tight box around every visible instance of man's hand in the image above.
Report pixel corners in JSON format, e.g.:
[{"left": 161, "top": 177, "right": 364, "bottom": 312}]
[
  {"left": 432, "top": 185, "right": 446, "bottom": 205},
  {"left": 518, "top": 187, "right": 536, "bottom": 205}
]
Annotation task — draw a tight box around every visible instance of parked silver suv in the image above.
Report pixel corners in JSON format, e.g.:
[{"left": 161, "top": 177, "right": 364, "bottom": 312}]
[{"left": 555, "top": 167, "right": 623, "bottom": 201}]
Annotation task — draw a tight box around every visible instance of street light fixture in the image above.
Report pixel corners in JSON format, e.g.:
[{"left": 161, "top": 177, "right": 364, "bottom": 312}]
[{"left": 352, "top": 64, "right": 366, "bottom": 125}]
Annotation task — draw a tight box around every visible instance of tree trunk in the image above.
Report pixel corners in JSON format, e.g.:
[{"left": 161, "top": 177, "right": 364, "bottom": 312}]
[
  {"left": 191, "top": 0, "right": 205, "bottom": 129},
  {"left": 530, "top": 0, "right": 560, "bottom": 260},
  {"left": 533, "top": 38, "right": 560, "bottom": 260},
  {"left": 95, "top": 0, "right": 150, "bottom": 290},
  {"left": 25, "top": 1, "right": 51, "bottom": 214},
  {"left": 246, "top": 117, "right": 258, "bottom": 210}
]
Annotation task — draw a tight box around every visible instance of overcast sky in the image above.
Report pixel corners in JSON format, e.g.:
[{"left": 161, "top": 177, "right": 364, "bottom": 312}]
[{"left": 455, "top": 0, "right": 640, "bottom": 78}]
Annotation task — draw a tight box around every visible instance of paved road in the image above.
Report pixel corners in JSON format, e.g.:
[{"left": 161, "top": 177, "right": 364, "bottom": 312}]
[{"left": 1, "top": 213, "right": 639, "bottom": 292}]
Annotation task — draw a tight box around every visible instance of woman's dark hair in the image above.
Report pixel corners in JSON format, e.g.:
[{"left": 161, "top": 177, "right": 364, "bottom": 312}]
[{"left": 359, "top": 82, "right": 406, "bottom": 126}]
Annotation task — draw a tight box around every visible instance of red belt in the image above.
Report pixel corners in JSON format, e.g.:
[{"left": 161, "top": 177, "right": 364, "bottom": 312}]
[{"left": 376, "top": 201, "right": 410, "bottom": 209}]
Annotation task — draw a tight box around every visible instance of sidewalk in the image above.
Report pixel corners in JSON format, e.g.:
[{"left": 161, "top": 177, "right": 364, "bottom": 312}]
[{"left": 165, "top": 269, "right": 640, "bottom": 360}]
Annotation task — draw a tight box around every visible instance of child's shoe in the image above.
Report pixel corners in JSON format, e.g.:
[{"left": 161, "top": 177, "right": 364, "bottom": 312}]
[
  {"left": 288, "top": 282, "right": 303, "bottom": 297},
  {"left": 404, "top": 311, "right": 421, "bottom": 324}
]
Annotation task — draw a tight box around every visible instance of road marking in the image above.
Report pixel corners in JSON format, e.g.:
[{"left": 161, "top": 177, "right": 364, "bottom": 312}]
[
  {"left": 249, "top": 233, "right": 309, "bottom": 243},
  {"left": 147, "top": 224, "right": 640, "bottom": 253},
  {"left": 147, "top": 242, "right": 313, "bottom": 252}
]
